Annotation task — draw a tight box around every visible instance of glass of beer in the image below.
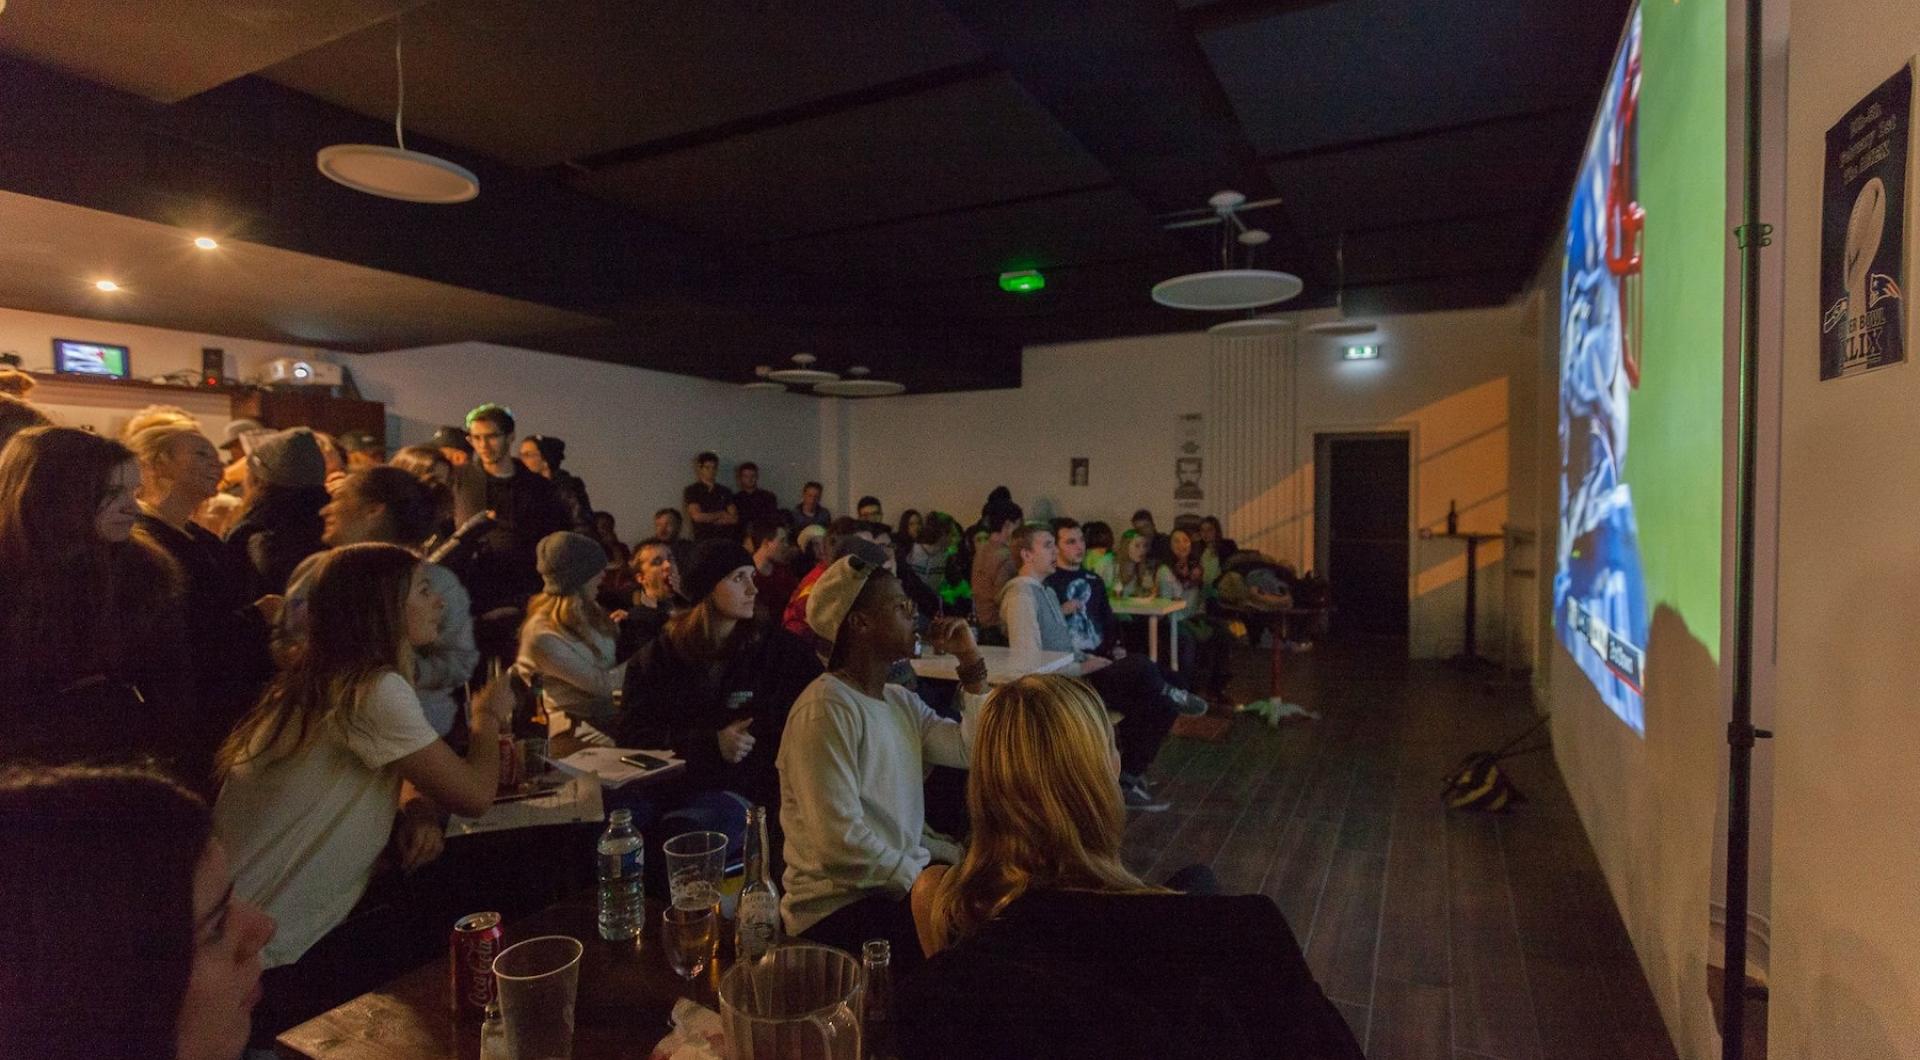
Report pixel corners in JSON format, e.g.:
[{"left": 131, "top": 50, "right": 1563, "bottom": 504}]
[{"left": 663, "top": 900, "right": 717, "bottom": 981}]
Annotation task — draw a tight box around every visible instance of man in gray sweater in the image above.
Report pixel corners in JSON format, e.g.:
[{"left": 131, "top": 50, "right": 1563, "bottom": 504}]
[
  {"left": 1001, "top": 523, "right": 1207, "bottom": 810},
  {"left": 777, "top": 554, "right": 988, "bottom": 969}
]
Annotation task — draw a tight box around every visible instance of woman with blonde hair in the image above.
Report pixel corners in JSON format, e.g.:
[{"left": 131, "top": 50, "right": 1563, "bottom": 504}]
[
  {"left": 514, "top": 531, "right": 624, "bottom": 733},
  {"left": 902, "top": 674, "right": 1361, "bottom": 1060}
]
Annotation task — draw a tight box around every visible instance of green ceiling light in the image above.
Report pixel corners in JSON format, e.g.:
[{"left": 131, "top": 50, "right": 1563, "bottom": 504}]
[{"left": 999, "top": 269, "right": 1045, "bottom": 293}]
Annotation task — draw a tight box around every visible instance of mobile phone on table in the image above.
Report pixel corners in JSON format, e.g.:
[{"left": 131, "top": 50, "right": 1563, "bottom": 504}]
[{"left": 619, "top": 752, "right": 674, "bottom": 773}]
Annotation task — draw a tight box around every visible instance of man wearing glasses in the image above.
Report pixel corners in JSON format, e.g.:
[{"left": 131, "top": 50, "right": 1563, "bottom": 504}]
[{"left": 463, "top": 403, "right": 571, "bottom": 660}]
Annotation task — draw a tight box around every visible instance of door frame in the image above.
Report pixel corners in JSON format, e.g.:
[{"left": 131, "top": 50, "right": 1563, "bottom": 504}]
[{"left": 1311, "top": 424, "right": 1419, "bottom": 645}]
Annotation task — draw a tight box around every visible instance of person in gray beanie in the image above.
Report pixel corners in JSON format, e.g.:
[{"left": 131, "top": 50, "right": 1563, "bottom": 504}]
[
  {"left": 226, "top": 427, "right": 328, "bottom": 597},
  {"left": 515, "top": 531, "right": 625, "bottom": 732}
]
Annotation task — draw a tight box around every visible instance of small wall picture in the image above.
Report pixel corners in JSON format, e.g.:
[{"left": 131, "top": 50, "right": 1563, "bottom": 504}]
[{"left": 1069, "top": 457, "right": 1089, "bottom": 487}]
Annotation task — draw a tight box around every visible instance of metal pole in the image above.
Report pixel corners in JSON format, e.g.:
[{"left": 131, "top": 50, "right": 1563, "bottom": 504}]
[{"left": 1723, "top": 0, "right": 1771, "bottom": 1053}]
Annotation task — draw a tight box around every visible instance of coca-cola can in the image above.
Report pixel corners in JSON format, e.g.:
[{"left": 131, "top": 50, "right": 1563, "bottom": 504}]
[
  {"left": 497, "top": 732, "right": 522, "bottom": 790},
  {"left": 450, "top": 911, "right": 503, "bottom": 1015}
]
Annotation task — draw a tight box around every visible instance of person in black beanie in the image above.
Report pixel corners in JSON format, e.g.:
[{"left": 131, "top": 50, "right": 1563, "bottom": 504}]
[
  {"left": 225, "top": 427, "right": 329, "bottom": 598},
  {"left": 619, "top": 539, "right": 821, "bottom": 858}
]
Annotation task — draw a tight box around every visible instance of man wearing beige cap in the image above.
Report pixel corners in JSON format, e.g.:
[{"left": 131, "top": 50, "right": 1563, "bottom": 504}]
[{"left": 776, "top": 554, "right": 986, "bottom": 970}]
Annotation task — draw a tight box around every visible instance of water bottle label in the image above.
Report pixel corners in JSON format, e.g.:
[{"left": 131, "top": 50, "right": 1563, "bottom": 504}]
[{"left": 601, "top": 848, "right": 641, "bottom": 879}]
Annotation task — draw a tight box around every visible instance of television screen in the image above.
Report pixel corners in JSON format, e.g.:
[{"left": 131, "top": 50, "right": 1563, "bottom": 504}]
[
  {"left": 53, "top": 339, "right": 131, "bottom": 379},
  {"left": 1553, "top": 0, "right": 1725, "bottom": 735}
]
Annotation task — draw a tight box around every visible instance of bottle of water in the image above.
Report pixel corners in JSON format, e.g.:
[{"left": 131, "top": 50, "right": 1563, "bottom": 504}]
[
  {"left": 734, "top": 805, "right": 781, "bottom": 961},
  {"left": 597, "top": 809, "right": 644, "bottom": 941}
]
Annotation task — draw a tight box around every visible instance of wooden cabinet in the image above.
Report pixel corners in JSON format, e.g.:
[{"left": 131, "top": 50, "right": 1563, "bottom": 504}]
[{"left": 231, "top": 390, "right": 385, "bottom": 447}]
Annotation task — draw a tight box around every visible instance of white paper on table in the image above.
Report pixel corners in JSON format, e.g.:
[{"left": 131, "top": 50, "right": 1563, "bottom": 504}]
[
  {"left": 445, "top": 773, "right": 605, "bottom": 837},
  {"left": 548, "top": 746, "right": 685, "bottom": 789}
]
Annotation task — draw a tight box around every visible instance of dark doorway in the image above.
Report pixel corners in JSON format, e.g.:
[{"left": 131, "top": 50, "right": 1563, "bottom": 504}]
[{"left": 1316, "top": 433, "right": 1410, "bottom": 637}]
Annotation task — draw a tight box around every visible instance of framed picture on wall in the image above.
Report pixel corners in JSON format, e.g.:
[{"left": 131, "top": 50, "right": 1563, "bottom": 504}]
[{"left": 1070, "top": 457, "right": 1089, "bottom": 486}]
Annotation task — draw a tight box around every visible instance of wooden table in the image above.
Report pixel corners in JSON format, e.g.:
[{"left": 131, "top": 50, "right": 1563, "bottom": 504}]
[
  {"left": 276, "top": 893, "right": 717, "bottom": 1060},
  {"left": 911, "top": 643, "right": 1075, "bottom": 685},
  {"left": 1110, "top": 596, "right": 1188, "bottom": 670}
]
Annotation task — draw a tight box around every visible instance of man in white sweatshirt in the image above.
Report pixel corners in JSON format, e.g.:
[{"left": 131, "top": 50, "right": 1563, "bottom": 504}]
[{"left": 777, "top": 554, "right": 988, "bottom": 969}]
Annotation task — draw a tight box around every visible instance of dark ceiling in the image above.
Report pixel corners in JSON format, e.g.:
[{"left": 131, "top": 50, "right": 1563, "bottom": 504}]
[{"left": 0, "top": 0, "right": 1630, "bottom": 393}]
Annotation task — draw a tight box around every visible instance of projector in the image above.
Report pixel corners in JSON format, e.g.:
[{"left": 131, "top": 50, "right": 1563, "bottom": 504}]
[{"left": 255, "top": 357, "right": 342, "bottom": 387}]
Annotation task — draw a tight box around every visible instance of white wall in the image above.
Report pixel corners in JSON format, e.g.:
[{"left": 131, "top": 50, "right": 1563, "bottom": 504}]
[
  {"left": 838, "top": 303, "right": 1538, "bottom": 659},
  {"left": 1770, "top": 0, "right": 1920, "bottom": 1055},
  {"left": 347, "top": 341, "right": 822, "bottom": 539}
]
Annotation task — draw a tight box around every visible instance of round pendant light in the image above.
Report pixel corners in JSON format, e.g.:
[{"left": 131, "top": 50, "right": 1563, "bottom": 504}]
[
  {"left": 317, "top": 145, "right": 478, "bottom": 203},
  {"left": 316, "top": 16, "right": 478, "bottom": 204},
  {"left": 814, "top": 366, "right": 904, "bottom": 397},
  {"left": 765, "top": 353, "right": 840, "bottom": 385},
  {"left": 1302, "top": 233, "right": 1374, "bottom": 336},
  {"left": 1153, "top": 269, "right": 1303, "bottom": 311},
  {"left": 1207, "top": 314, "right": 1293, "bottom": 337},
  {"left": 741, "top": 380, "right": 787, "bottom": 391}
]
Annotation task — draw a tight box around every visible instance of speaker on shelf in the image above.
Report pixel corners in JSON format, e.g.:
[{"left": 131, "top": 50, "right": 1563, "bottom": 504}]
[{"left": 201, "top": 347, "right": 225, "bottom": 387}]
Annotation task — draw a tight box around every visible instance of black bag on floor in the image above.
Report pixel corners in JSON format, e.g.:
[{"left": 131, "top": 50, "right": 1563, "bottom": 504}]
[{"left": 1441, "top": 716, "right": 1548, "bottom": 813}]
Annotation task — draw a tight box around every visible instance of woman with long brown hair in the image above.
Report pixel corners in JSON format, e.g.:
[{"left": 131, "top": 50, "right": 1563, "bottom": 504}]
[
  {"left": 213, "top": 543, "right": 506, "bottom": 1033},
  {"left": 902, "top": 674, "right": 1361, "bottom": 1060},
  {"left": 618, "top": 539, "right": 819, "bottom": 855},
  {"left": 0, "top": 426, "right": 194, "bottom": 778},
  {"left": 513, "top": 530, "right": 624, "bottom": 733}
]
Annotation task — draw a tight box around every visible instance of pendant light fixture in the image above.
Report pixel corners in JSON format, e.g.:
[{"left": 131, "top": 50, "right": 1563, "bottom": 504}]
[
  {"left": 814, "top": 366, "right": 906, "bottom": 397},
  {"left": 1304, "top": 233, "right": 1377, "bottom": 337},
  {"left": 1153, "top": 192, "right": 1304, "bottom": 311},
  {"left": 316, "top": 16, "right": 479, "bottom": 204},
  {"left": 765, "top": 353, "right": 840, "bottom": 385},
  {"left": 742, "top": 366, "right": 786, "bottom": 390}
]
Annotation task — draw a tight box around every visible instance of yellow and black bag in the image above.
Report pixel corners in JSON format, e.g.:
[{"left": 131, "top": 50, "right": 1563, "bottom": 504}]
[{"left": 1441, "top": 717, "right": 1548, "bottom": 813}]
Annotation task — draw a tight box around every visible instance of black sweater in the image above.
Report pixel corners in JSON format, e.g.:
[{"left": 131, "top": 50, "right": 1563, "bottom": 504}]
[
  {"left": 616, "top": 621, "right": 820, "bottom": 808},
  {"left": 899, "top": 889, "right": 1364, "bottom": 1060}
]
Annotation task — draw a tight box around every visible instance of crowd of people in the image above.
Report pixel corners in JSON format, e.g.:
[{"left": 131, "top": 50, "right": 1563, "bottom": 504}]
[{"left": 0, "top": 375, "right": 1355, "bottom": 1059}]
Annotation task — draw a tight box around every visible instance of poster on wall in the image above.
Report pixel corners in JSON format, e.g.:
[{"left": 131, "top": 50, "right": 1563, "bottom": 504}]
[
  {"left": 1555, "top": 5, "right": 1650, "bottom": 733},
  {"left": 1819, "top": 62, "right": 1911, "bottom": 381},
  {"left": 1070, "top": 457, "right": 1089, "bottom": 487},
  {"left": 1174, "top": 413, "right": 1203, "bottom": 509}
]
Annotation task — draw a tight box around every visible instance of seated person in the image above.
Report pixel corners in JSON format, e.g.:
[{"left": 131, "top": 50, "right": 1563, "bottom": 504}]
[
  {"left": 1112, "top": 528, "right": 1181, "bottom": 600},
  {"left": 1081, "top": 520, "right": 1117, "bottom": 587},
  {"left": 514, "top": 532, "right": 626, "bottom": 734},
  {"left": 1044, "top": 517, "right": 1121, "bottom": 658},
  {"left": 618, "top": 541, "right": 820, "bottom": 856},
  {"left": 0, "top": 763, "right": 279, "bottom": 1060},
  {"left": 777, "top": 557, "right": 986, "bottom": 972},
  {"left": 213, "top": 544, "right": 507, "bottom": 1037},
  {"left": 782, "top": 517, "right": 888, "bottom": 639},
  {"left": 999, "top": 524, "right": 1205, "bottom": 811},
  {"left": 745, "top": 517, "right": 800, "bottom": 622},
  {"left": 901, "top": 675, "right": 1363, "bottom": 1060},
  {"left": 615, "top": 538, "right": 681, "bottom": 658},
  {"left": 968, "top": 498, "right": 1022, "bottom": 640}
]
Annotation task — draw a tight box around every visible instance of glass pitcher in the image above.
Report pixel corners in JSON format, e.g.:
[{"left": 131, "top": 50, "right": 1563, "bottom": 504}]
[{"left": 717, "top": 943, "right": 862, "bottom": 1060}]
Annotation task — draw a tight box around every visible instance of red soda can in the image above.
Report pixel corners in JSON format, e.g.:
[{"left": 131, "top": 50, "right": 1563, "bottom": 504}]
[
  {"left": 497, "top": 732, "right": 522, "bottom": 790},
  {"left": 450, "top": 911, "right": 504, "bottom": 1015}
]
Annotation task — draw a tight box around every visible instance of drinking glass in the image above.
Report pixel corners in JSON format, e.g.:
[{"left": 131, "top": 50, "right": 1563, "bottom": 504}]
[
  {"left": 492, "top": 935, "right": 582, "bottom": 1060},
  {"left": 663, "top": 901, "right": 718, "bottom": 981},
  {"left": 664, "top": 829, "right": 728, "bottom": 909}
]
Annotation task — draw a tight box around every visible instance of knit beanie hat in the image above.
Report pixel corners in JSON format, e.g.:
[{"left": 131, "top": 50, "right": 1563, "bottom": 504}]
[
  {"left": 246, "top": 427, "right": 326, "bottom": 489},
  {"left": 537, "top": 531, "right": 607, "bottom": 595},
  {"left": 795, "top": 523, "right": 827, "bottom": 554},
  {"left": 683, "top": 540, "right": 755, "bottom": 604},
  {"left": 429, "top": 425, "right": 472, "bottom": 455},
  {"left": 806, "top": 554, "right": 884, "bottom": 651}
]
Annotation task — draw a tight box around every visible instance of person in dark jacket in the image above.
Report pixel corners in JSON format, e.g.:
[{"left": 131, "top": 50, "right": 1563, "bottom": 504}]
[
  {"left": 903, "top": 674, "right": 1363, "bottom": 1060},
  {"left": 0, "top": 428, "right": 198, "bottom": 787},
  {"left": 127, "top": 420, "right": 276, "bottom": 770},
  {"left": 518, "top": 435, "right": 594, "bottom": 532},
  {"left": 615, "top": 538, "right": 681, "bottom": 659},
  {"left": 617, "top": 540, "right": 821, "bottom": 855},
  {"left": 224, "top": 428, "right": 329, "bottom": 599},
  {"left": 460, "top": 405, "right": 572, "bottom": 658}
]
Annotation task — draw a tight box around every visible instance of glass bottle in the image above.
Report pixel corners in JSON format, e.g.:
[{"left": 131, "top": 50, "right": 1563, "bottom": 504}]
[
  {"left": 861, "top": 939, "right": 897, "bottom": 1060},
  {"left": 734, "top": 805, "right": 782, "bottom": 961}
]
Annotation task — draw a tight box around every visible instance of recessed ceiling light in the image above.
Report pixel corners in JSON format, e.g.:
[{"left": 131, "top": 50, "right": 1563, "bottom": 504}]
[
  {"left": 93, "top": 279, "right": 120, "bottom": 292},
  {"left": 193, "top": 236, "right": 219, "bottom": 250}
]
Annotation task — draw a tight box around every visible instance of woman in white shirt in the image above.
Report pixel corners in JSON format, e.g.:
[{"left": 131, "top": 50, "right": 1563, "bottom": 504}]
[
  {"left": 515, "top": 531, "right": 626, "bottom": 734},
  {"left": 213, "top": 543, "right": 507, "bottom": 1036}
]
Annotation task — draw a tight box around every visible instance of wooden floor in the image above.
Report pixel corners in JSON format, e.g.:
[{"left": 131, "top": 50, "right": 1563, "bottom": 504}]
[{"left": 1122, "top": 639, "right": 1679, "bottom": 1060}]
